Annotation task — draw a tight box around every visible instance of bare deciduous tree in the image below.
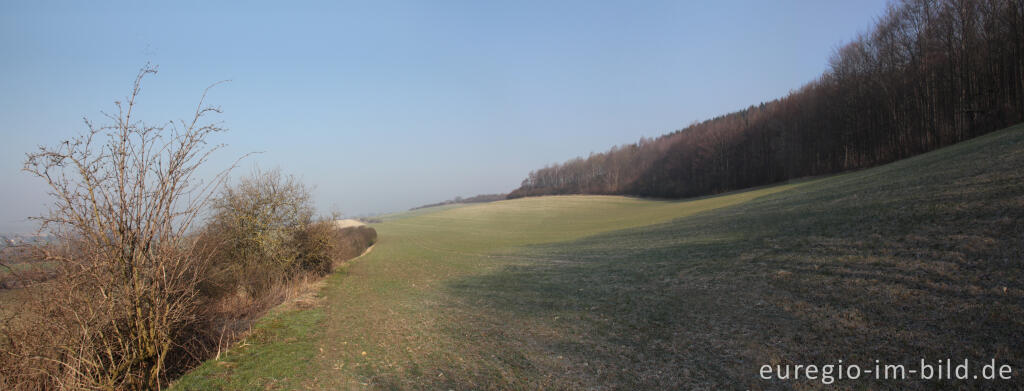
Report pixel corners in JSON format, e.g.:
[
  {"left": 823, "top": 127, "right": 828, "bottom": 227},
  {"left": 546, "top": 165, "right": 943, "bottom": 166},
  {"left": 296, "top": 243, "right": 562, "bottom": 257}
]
[{"left": 3, "top": 65, "right": 237, "bottom": 390}]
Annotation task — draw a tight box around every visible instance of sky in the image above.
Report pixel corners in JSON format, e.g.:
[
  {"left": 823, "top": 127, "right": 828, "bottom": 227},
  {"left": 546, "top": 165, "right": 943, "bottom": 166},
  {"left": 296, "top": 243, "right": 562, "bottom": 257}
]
[{"left": 0, "top": 0, "right": 890, "bottom": 232}]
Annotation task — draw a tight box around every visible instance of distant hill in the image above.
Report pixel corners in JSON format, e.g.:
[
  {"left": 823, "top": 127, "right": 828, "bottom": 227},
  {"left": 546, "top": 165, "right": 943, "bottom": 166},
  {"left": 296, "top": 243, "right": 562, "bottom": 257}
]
[
  {"left": 0, "top": 233, "right": 51, "bottom": 250},
  {"left": 410, "top": 193, "right": 507, "bottom": 210}
]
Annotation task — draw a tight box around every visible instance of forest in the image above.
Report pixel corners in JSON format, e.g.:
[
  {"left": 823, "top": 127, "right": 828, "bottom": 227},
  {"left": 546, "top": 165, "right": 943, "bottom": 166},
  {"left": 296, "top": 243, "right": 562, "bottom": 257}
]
[{"left": 510, "top": 0, "right": 1024, "bottom": 199}]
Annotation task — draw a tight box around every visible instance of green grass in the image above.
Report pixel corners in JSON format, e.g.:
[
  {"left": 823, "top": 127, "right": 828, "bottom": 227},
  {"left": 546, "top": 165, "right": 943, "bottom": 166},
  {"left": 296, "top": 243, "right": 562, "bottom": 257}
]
[
  {"left": 170, "top": 305, "right": 326, "bottom": 390},
  {"left": 373, "top": 203, "right": 470, "bottom": 222},
  {"left": 172, "top": 123, "right": 1024, "bottom": 390}
]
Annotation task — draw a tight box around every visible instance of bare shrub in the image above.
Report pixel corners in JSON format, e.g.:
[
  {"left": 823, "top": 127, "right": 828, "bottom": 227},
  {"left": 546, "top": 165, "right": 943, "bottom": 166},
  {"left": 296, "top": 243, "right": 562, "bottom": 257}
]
[
  {"left": 293, "top": 222, "right": 376, "bottom": 276},
  {"left": 202, "top": 168, "right": 317, "bottom": 296},
  {"left": 0, "top": 65, "right": 235, "bottom": 390},
  {"left": 328, "top": 225, "right": 377, "bottom": 262},
  {"left": 188, "top": 169, "right": 328, "bottom": 354},
  {"left": 186, "top": 170, "right": 377, "bottom": 367},
  {"left": 0, "top": 67, "right": 376, "bottom": 391}
]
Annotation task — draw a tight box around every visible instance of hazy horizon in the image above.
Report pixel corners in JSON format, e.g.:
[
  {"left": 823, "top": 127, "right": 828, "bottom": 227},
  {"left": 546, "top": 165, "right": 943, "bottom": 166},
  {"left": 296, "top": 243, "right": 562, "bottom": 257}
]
[{"left": 0, "top": 0, "right": 889, "bottom": 233}]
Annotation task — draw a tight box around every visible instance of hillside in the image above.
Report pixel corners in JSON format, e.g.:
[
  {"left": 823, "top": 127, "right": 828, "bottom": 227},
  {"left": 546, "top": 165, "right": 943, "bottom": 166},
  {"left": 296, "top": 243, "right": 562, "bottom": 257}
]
[
  {"left": 172, "top": 123, "right": 1023, "bottom": 389},
  {"left": 510, "top": 0, "right": 1024, "bottom": 201}
]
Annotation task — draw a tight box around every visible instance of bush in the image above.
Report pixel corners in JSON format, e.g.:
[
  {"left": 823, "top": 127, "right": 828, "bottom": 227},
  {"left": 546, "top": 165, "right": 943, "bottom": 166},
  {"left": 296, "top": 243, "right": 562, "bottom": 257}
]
[
  {"left": 1, "top": 66, "right": 231, "bottom": 390},
  {"left": 190, "top": 169, "right": 377, "bottom": 372},
  {"left": 328, "top": 225, "right": 377, "bottom": 262},
  {"left": 199, "top": 168, "right": 378, "bottom": 294},
  {"left": 202, "top": 169, "right": 377, "bottom": 294},
  {"left": 288, "top": 222, "right": 375, "bottom": 276},
  {"left": 0, "top": 67, "right": 378, "bottom": 391},
  {"left": 203, "top": 168, "right": 318, "bottom": 297}
]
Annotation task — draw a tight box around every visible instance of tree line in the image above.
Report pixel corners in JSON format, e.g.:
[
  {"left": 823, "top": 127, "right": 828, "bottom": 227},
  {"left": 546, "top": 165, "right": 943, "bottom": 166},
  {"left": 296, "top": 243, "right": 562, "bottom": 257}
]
[
  {"left": 411, "top": 193, "right": 508, "bottom": 210},
  {"left": 510, "top": 0, "right": 1024, "bottom": 199}
]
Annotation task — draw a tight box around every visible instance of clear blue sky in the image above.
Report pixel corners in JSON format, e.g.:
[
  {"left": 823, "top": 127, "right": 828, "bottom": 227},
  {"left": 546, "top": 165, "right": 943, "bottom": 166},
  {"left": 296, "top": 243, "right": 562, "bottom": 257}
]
[{"left": 0, "top": 0, "right": 889, "bottom": 232}]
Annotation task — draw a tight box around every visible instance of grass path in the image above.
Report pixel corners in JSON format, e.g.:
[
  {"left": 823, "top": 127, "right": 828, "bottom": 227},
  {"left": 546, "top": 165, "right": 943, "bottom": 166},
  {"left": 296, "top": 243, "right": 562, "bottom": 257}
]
[{"left": 173, "top": 123, "right": 1024, "bottom": 390}]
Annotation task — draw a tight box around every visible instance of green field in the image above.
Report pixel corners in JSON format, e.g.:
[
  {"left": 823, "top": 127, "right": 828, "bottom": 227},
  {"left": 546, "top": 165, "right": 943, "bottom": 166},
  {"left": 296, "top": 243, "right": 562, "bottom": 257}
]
[{"left": 173, "top": 123, "right": 1024, "bottom": 390}]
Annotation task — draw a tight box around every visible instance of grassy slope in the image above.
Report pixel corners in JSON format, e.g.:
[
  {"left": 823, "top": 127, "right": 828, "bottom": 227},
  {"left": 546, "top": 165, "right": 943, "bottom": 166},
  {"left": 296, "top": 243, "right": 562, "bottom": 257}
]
[{"left": 173, "top": 123, "right": 1024, "bottom": 390}]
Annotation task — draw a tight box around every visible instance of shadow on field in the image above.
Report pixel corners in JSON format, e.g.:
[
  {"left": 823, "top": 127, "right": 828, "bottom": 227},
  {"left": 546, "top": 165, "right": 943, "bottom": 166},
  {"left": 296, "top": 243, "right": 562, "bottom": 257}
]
[{"left": 432, "top": 126, "right": 1024, "bottom": 390}]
